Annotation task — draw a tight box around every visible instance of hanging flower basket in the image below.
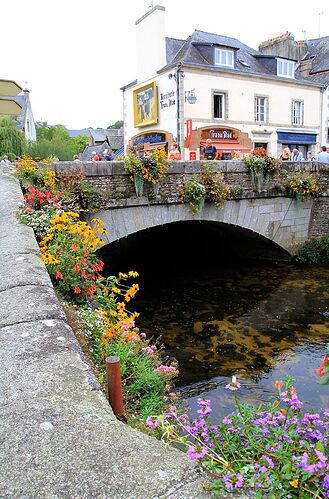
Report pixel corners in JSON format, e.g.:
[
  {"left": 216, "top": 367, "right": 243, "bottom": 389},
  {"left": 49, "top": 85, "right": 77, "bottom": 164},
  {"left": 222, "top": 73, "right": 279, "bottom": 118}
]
[
  {"left": 134, "top": 174, "right": 144, "bottom": 197},
  {"left": 152, "top": 182, "right": 160, "bottom": 196}
]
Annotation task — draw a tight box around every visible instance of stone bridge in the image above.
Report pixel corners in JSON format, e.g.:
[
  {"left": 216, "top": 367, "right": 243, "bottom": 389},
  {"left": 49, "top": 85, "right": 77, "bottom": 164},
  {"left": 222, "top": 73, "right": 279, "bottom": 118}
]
[{"left": 54, "top": 160, "right": 329, "bottom": 257}]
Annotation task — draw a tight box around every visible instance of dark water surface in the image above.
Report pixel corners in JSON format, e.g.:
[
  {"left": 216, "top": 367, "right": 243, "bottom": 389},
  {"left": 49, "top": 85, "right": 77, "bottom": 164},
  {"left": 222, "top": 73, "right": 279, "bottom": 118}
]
[{"left": 133, "top": 263, "right": 329, "bottom": 418}]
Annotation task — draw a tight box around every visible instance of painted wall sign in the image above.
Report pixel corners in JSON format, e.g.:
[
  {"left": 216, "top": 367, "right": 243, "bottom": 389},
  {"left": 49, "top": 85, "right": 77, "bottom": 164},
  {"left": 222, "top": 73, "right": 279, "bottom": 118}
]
[
  {"left": 135, "top": 133, "right": 166, "bottom": 144},
  {"left": 133, "top": 81, "right": 158, "bottom": 128},
  {"left": 202, "top": 128, "right": 239, "bottom": 141},
  {"left": 160, "top": 90, "right": 176, "bottom": 110}
]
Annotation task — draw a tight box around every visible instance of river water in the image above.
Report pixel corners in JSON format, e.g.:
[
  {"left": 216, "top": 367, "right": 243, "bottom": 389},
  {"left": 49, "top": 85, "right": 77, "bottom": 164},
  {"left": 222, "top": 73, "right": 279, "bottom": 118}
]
[{"left": 134, "top": 262, "right": 329, "bottom": 418}]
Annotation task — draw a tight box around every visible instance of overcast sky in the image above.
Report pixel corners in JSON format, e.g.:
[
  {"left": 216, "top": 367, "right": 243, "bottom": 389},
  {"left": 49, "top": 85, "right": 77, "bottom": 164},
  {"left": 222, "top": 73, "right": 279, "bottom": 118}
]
[{"left": 2, "top": 0, "right": 328, "bottom": 129}]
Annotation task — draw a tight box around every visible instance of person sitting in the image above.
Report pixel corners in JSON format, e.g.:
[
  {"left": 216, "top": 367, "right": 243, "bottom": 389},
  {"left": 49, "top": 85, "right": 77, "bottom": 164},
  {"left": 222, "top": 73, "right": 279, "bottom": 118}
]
[
  {"left": 0, "top": 155, "right": 12, "bottom": 165},
  {"left": 291, "top": 148, "right": 304, "bottom": 161},
  {"left": 280, "top": 147, "right": 291, "bottom": 161},
  {"left": 92, "top": 151, "right": 100, "bottom": 161},
  {"left": 202, "top": 138, "right": 217, "bottom": 160},
  {"left": 103, "top": 148, "right": 114, "bottom": 161},
  {"left": 73, "top": 154, "right": 82, "bottom": 162},
  {"left": 168, "top": 142, "right": 181, "bottom": 161}
]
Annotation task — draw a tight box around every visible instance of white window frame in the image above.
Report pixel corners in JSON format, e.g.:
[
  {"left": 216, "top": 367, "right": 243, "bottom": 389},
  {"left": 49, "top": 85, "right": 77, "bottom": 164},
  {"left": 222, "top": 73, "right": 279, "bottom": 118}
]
[
  {"left": 277, "top": 58, "right": 295, "bottom": 78},
  {"left": 213, "top": 92, "right": 225, "bottom": 119},
  {"left": 215, "top": 48, "right": 234, "bottom": 68},
  {"left": 292, "top": 100, "right": 304, "bottom": 125},
  {"left": 255, "top": 96, "right": 267, "bottom": 123}
]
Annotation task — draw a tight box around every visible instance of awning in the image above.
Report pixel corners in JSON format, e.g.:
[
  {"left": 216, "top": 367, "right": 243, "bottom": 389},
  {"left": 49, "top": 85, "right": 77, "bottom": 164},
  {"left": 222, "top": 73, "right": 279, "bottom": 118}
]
[
  {"left": 277, "top": 132, "right": 317, "bottom": 144},
  {"left": 200, "top": 141, "right": 251, "bottom": 152}
]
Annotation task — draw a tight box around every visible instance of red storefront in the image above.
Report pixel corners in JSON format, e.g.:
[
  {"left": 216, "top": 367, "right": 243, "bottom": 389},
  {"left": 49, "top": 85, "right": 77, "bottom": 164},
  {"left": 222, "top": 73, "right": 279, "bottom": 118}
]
[{"left": 199, "top": 127, "right": 252, "bottom": 159}]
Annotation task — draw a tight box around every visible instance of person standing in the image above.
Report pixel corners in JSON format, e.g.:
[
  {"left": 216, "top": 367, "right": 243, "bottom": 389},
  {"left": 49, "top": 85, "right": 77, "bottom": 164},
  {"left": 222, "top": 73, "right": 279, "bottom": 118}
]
[
  {"left": 168, "top": 142, "right": 181, "bottom": 161},
  {"left": 202, "top": 138, "right": 217, "bottom": 160},
  {"left": 316, "top": 146, "right": 329, "bottom": 164},
  {"left": 280, "top": 147, "right": 291, "bottom": 161},
  {"left": 291, "top": 148, "right": 304, "bottom": 161},
  {"left": 92, "top": 151, "right": 100, "bottom": 161}
]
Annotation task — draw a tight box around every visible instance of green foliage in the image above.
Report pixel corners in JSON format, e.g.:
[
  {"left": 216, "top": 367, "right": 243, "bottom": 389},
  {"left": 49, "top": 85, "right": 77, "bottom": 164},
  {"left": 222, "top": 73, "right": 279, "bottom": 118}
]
[
  {"left": 57, "top": 167, "right": 106, "bottom": 213},
  {"left": 183, "top": 177, "right": 206, "bottom": 214},
  {"left": 25, "top": 125, "right": 88, "bottom": 161},
  {"left": 107, "top": 120, "right": 123, "bottom": 129},
  {"left": 294, "top": 235, "right": 329, "bottom": 265},
  {"left": 286, "top": 173, "right": 321, "bottom": 199},
  {"left": 0, "top": 117, "right": 25, "bottom": 157}
]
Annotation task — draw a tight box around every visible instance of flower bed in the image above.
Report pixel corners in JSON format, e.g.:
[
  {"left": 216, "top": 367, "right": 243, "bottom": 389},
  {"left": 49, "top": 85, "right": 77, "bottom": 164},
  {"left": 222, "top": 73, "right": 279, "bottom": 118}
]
[{"left": 16, "top": 157, "right": 179, "bottom": 424}]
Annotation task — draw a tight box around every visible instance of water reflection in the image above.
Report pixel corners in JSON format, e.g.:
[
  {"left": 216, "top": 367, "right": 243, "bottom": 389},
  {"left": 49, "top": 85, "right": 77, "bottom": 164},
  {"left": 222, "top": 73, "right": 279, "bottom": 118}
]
[{"left": 134, "top": 264, "right": 329, "bottom": 417}]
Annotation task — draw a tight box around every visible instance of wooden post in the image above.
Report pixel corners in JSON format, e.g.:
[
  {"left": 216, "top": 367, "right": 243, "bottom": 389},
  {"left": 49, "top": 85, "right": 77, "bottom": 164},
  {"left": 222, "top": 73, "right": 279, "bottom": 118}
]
[{"left": 106, "top": 356, "right": 124, "bottom": 418}]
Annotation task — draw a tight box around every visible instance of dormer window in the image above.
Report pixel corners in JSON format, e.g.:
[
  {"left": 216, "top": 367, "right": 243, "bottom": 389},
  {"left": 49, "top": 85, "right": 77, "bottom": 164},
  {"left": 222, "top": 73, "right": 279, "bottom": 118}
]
[
  {"left": 277, "top": 58, "right": 295, "bottom": 78},
  {"left": 215, "top": 48, "right": 234, "bottom": 68}
]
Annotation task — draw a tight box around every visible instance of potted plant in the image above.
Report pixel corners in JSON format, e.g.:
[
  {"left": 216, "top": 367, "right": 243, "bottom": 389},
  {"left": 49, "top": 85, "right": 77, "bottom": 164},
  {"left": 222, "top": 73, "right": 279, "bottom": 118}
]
[
  {"left": 183, "top": 177, "right": 206, "bottom": 214},
  {"left": 141, "top": 147, "right": 168, "bottom": 195},
  {"left": 124, "top": 154, "right": 144, "bottom": 197}
]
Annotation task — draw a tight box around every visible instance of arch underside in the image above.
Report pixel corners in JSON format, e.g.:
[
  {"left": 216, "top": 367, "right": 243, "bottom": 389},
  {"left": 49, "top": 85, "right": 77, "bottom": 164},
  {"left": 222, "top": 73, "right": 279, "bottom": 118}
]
[{"left": 94, "top": 198, "right": 313, "bottom": 257}]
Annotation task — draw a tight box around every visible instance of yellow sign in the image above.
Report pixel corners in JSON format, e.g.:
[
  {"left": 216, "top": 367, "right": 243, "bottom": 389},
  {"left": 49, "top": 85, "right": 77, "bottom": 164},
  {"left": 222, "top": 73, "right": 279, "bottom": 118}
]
[
  {"left": 133, "top": 81, "right": 158, "bottom": 128},
  {"left": 0, "top": 79, "right": 22, "bottom": 97},
  {"left": 0, "top": 98, "right": 23, "bottom": 115}
]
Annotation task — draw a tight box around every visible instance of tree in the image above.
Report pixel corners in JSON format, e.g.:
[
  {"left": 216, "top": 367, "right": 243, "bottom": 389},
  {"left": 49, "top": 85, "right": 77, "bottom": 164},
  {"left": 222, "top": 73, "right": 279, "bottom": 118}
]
[
  {"left": 107, "top": 120, "right": 123, "bottom": 129},
  {"left": 25, "top": 125, "right": 88, "bottom": 161},
  {"left": 0, "top": 117, "right": 25, "bottom": 159}
]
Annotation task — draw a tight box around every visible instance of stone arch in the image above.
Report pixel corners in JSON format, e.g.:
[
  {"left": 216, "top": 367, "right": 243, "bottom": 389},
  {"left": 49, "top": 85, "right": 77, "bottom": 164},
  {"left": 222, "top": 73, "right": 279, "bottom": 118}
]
[{"left": 91, "top": 197, "right": 313, "bottom": 256}]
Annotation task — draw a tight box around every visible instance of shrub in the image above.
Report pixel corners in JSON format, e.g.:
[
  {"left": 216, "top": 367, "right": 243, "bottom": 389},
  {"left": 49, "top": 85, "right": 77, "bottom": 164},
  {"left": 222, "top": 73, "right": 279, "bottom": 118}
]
[
  {"left": 295, "top": 235, "right": 329, "bottom": 265},
  {"left": 57, "top": 168, "right": 106, "bottom": 213},
  {"left": 198, "top": 164, "right": 231, "bottom": 207}
]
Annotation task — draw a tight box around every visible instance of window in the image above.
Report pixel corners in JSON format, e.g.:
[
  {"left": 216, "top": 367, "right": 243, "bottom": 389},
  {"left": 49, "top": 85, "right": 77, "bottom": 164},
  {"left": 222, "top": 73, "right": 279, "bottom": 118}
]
[
  {"left": 255, "top": 96, "right": 267, "bottom": 123},
  {"left": 213, "top": 92, "right": 225, "bottom": 119},
  {"left": 292, "top": 100, "right": 303, "bottom": 125},
  {"left": 215, "top": 48, "right": 234, "bottom": 68},
  {"left": 277, "top": 58, "right": 295, "bottom": 78}
]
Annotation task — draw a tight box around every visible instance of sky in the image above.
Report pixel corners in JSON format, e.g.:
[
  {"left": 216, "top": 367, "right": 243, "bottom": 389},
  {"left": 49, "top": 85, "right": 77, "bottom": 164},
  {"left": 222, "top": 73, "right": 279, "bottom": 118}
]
[{"left": 2, "top": 0, "right": 328, "bottom": 130}]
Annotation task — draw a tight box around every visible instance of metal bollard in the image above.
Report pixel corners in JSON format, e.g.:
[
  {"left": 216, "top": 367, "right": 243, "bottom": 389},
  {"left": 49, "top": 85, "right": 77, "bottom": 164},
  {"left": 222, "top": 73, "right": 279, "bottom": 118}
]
[{"left": 106, "top": 356, "right": 124, "bottom": 419}]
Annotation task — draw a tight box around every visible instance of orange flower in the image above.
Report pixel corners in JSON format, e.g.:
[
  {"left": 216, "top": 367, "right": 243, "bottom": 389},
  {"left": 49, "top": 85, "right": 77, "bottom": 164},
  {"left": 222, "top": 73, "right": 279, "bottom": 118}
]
[
  {"left": 275, "top": 380, "right": 283, "bottom": 390},
  {"left": 289, "top": 480, "right": 298, "bottom": 488},
  {"left": 281, "top": 409, "right": 287, "bottom": 415}
]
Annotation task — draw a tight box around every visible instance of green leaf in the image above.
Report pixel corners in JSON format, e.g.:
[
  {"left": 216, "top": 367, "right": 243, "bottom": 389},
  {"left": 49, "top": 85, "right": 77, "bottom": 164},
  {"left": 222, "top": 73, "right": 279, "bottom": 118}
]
[{"left": 317, "top": 374, "right": 329, "bottom": 385}]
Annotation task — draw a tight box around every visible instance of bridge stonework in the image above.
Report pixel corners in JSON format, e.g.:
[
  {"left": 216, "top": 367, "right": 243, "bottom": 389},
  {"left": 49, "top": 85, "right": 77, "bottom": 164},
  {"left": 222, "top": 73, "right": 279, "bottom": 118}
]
[{"left": 53, "top": 160, "right": 329, "bottom": 257}]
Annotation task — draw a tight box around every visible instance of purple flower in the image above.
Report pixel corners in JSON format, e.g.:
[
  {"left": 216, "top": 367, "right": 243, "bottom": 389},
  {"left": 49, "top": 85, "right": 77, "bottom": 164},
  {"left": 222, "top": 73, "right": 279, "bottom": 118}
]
[
  {"left": 146, "top": 416, "right": 159, "bottom": 429},
  {"left": 261, "top": 455, "right": 275, "bottom": 469},
  {"left": 223, "top": 472, "right": 244, "bottom": 490},
  {"left": 323, "top": 475, "right": 329, "bottom": 491},
  {"left": 299, "top": 450, "right": 327, "bottom": 472},
  {"left": 187, "top": 445, "right": 208, "bottom": 460},
  {"left": 225, "top": 381, "right": 241, "bottom": 391},
  {"left": 197, "top": 399, "right": 212, "bottom": 416}
]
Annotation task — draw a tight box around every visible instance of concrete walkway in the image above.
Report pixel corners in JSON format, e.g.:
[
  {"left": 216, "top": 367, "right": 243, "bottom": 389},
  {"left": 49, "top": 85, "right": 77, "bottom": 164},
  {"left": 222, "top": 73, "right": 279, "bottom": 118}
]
[{"left": 0, "top": 164, "right": 210, "bottom": 498}]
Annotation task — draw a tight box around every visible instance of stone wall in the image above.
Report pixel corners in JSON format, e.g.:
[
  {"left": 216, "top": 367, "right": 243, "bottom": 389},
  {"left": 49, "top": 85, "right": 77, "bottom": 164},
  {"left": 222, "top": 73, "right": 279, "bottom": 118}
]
[
  {"left": 0, "top": 163, "right": 208, "bottom": 498},
  {"left": 52, "top": 161, "right": 328, "bottom": 207}
]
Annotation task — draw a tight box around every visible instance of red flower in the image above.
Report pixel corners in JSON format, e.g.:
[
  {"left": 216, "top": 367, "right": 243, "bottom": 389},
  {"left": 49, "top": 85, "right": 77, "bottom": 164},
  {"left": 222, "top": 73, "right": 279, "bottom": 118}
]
[
  {"left": 83, "top": 250, "right": 89, "bottom": 257},
  {"left": 71, "top": 243, "right": 78, "bottom": 251},
  {"left": 81, "top": 271, "right": 89, "bottom": 279},
  {"left": 55, "top": 271, "right": 63, "bottom": 280},
  {"left": 74, "top": 286, "right": 81, "bottom": 294},
  {"left": 74, "top": 264, "right": 81, "bottom": 272},
  {"left": 316, "top": 356, "right": 328, "bottom": 377}
]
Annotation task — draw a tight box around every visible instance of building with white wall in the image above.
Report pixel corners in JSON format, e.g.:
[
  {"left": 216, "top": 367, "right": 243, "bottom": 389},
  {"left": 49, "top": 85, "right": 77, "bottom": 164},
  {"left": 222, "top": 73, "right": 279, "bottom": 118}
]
[{"left": 122, "top": 6, "right": 324, "bottom": 160}]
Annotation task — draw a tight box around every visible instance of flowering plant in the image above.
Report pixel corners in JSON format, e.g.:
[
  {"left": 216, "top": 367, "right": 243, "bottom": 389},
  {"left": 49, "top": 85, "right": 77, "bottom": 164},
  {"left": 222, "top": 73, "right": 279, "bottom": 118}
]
[
  {"left": 16, "top": 156, "right": 58, "bottom": 192},
  {"left": 286, "top": 173, "right": 321, "bottom": 199},
  {"left": 39, "top": 212, "right": 108, "bottom": 303},
  {"left": 251, "top": 147, "right": 268, "bottom": 158},
  {"left": 17, "top": 205, "right": 62, "bottom": 241},
  {"left": 182, "top": 177, "right": 206, "bottom": 214},
  {"left": 316, "top": 345, "right": 329, "bottom": 384},
  {"left": 198, "top": 164, "right": 231, "bottom": 207},
  {"left": 141, "top": 148, "right": 168, "bottom": 185},
  {"left": 147, "top": 377, "right": 329, "bottom": 498}
]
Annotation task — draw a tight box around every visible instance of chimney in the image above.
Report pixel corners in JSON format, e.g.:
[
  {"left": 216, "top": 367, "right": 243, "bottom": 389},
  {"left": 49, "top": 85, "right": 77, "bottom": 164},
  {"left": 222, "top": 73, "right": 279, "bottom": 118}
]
[
  {"left": 299, "top": 58, "right": 313, "bottom": 76},
  {"left": 135, "top": 5, "right": 166, "bottom": 83}
]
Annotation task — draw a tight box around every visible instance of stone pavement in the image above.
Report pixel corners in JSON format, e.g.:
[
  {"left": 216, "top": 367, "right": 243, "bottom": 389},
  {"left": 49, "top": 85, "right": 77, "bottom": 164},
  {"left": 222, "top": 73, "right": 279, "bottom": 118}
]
[{"left": 0, "top": 164, "right": 255, "bottom": 499}]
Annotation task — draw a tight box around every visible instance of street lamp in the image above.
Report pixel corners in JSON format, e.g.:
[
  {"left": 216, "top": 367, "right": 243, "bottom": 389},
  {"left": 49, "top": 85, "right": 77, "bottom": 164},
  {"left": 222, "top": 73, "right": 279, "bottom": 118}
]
[{"left": 168, "top": 64, "right": 185, "bottom": 153}]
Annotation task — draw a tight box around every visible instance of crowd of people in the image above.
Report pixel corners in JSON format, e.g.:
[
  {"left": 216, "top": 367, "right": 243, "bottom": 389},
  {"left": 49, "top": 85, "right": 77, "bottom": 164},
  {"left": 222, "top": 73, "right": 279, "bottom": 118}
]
[{"left": 279, "top": 145, "right": 329, "bottom": 163}]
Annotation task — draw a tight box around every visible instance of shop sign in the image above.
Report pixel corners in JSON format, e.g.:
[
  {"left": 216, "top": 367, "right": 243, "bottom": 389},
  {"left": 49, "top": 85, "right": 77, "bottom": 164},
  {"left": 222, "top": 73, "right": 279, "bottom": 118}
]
[
  {"left": 202, "top": 128, "right": 238, "bottom": 141},
  {"left": 189, "top": 151, "right": 197, "bottom": 160},
  {"left": 135, "top": 133, "right": 166, "bottom": 144},
  {"left": 160, "top": 90, "right": 175, "bottom": 110}
]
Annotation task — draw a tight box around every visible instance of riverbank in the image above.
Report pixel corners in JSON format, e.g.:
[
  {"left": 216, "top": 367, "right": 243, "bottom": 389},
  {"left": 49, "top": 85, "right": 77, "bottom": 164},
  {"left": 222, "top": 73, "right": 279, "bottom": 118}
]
[{"left": 0, "top": 163, "right": 214, "bottom": 498}]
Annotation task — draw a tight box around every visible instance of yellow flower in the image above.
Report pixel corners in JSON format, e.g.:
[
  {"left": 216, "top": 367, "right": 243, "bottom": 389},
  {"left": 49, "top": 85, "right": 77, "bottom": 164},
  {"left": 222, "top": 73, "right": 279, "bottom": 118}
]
[{"left": 289, "top": 480, "right": 298, "bottom": 489}]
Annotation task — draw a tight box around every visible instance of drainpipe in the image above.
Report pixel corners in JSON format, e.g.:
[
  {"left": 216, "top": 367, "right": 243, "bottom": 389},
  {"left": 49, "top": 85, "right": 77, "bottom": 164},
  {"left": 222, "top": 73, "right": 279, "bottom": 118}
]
[{"left": 176, "top": 63, "right": 185, "bottom": 158}]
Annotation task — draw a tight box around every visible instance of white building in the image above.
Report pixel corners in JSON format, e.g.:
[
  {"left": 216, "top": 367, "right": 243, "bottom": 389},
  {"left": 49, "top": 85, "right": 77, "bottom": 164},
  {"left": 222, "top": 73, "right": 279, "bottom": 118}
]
[{"left": 122, "top": 6, "right": 324, "bottom": 160}]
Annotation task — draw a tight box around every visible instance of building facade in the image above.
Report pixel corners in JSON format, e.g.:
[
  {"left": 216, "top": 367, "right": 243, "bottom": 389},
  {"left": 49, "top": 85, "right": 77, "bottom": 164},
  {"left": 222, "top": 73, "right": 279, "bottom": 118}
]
[{"left": 122, "top": 7, "right": 324, "bottom": 160}]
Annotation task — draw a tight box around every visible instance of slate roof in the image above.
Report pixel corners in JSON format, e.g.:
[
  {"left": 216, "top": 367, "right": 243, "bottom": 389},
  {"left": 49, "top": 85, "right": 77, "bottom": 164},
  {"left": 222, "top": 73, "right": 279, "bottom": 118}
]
[
  {"left": 306, "top": 36, "right": 329, "bottom": 73},
  {"left": 68, "top": 129, "right": 91, "bottom": 138},
  {"left": 165, "top": 30, "right": 322, "bottom": 85}
]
